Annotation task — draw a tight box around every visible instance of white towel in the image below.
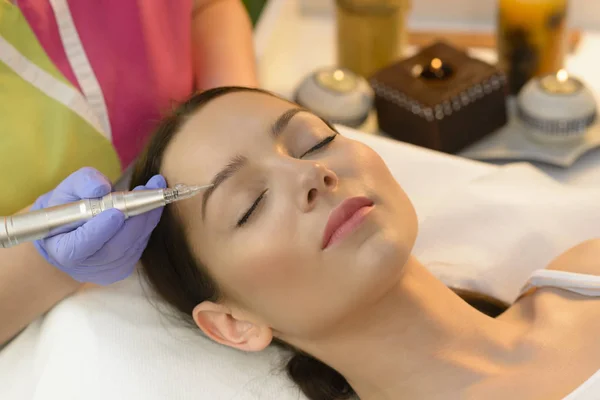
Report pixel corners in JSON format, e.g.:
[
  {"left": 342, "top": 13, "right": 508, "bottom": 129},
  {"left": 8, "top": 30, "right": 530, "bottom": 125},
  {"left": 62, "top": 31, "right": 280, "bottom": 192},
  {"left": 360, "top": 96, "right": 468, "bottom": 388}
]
[
  {"left": 1, "top": 273, "right": 305, "bottom": 400},
  {"left": 414, "top": 162, "right": 600, "bottom": 304}
]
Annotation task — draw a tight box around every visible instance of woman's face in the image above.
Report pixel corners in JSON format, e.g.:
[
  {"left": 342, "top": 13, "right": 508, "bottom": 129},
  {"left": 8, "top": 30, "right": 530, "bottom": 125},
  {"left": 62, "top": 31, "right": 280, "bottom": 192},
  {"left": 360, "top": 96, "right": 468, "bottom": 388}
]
[{"left": 161, "top": 91, "right": 417, "bottom": 340}]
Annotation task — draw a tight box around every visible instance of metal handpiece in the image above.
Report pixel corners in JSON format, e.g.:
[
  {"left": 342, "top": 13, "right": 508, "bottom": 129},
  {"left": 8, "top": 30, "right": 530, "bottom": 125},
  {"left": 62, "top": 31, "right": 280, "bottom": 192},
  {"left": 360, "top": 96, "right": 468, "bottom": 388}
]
[{"left": 0, "top": 183, "right": 212, "bottom": 248}]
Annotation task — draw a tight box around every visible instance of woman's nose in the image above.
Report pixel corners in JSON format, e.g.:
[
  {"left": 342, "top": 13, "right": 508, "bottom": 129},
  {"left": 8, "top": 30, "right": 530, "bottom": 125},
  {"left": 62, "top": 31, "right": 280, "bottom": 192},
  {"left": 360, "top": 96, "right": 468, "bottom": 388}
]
[{"left": 297, "top": 162, "right": 338, "bottom": 212}]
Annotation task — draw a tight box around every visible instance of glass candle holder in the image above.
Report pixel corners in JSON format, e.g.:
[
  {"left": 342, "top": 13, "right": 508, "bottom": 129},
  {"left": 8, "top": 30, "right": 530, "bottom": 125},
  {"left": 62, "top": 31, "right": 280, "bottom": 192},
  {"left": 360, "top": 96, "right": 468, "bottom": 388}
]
[{"left": 497, "top": 0, "right": 569, "bottom": 95}]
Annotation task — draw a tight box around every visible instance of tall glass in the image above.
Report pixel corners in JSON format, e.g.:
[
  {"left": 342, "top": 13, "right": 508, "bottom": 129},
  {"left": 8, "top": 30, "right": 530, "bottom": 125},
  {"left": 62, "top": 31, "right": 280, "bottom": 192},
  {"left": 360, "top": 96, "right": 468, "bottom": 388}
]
[
  {"left": 336, "top": 0, "right": 410, "bottom": 79},
  {"left": 497, "top": 0, "right": 569, "bottom": 94}
]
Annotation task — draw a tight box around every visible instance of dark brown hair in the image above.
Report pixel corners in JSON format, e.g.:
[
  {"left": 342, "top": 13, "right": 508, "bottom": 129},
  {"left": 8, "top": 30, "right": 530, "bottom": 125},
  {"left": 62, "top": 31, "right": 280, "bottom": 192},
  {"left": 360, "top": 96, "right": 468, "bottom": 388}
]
[{"left": 130, "top": 87, "right": 508, "bottom": 400}]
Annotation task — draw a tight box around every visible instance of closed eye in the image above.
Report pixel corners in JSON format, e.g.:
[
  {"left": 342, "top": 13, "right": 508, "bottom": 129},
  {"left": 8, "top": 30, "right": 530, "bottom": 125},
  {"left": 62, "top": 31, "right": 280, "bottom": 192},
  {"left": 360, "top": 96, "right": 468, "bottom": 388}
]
[
  {"left": 300, "top": 133, "right": 338, "bottom": 159},
  {"left": 237, "top": 189, "right": 267, "bottom": 227}
]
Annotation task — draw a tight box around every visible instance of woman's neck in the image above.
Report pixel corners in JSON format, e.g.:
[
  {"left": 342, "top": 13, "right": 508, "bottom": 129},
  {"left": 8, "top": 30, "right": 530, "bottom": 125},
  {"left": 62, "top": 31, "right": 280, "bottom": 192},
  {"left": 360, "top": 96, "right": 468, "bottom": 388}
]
[{"left": 296, "top": 257, "right": 533, "bottom": 400}]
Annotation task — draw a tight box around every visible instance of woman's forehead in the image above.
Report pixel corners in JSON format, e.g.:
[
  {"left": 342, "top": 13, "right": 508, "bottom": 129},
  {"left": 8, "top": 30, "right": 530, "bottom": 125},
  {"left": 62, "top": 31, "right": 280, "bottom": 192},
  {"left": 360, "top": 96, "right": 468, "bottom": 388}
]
[{"left": 161, "top": 92, "right": 294, "bottom": 185}]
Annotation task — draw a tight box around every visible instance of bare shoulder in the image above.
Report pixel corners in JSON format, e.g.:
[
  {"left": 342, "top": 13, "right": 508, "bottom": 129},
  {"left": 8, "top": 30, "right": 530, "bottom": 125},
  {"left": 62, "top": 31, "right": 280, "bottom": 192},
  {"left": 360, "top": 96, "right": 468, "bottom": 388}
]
[{"left": 545, "top": 239, "right": 600, "bottom": 275}]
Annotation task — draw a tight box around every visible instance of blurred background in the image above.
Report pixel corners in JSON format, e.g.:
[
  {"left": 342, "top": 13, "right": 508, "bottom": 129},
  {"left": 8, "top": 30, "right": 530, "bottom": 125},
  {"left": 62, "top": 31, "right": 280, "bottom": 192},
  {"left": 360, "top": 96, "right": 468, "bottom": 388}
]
[
  {"left": 242, "top": 0, "right": 268, "bottom": 25},
  {"left": 243, "top": 0, "right": 600, "bottom": 185},
  {"left": 243, "top": 0, "right": 599, "bottom": 29}
]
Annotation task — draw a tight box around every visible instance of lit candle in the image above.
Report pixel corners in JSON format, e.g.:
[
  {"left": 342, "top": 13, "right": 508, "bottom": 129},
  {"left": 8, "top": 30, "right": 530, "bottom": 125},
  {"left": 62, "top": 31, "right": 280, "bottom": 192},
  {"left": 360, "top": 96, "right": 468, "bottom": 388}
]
[
  {"left": 415, "top": 57, "right": 453, "bottom": 80},
  {"left": 430, "top": 58, "right": 442, "bottom": 71},
  {"left": 430, "top": 58, "right": 445, "bottom": 78},
  {"left": 539, "top": 69, "right": 582, "bottom": 94},
  {"left": 316, "top": 68, "right": 357, "bottom": 93}
]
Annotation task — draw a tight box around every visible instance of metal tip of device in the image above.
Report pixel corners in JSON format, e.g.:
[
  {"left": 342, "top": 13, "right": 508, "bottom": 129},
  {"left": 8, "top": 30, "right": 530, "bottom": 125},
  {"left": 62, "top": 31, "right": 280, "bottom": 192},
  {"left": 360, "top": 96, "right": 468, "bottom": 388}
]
[
  {"left": 163, "top": 183, "right": 213, "bottom": 204},
  {"left": 164, "top": 183, "right": 213, "bottom": 204}
]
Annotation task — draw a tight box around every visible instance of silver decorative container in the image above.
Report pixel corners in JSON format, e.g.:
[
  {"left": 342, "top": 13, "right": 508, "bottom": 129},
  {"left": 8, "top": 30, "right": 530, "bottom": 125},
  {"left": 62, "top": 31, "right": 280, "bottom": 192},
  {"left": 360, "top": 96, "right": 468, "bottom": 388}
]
[{"left": 517, "top": 70, "right": 597, "bottom": 144}]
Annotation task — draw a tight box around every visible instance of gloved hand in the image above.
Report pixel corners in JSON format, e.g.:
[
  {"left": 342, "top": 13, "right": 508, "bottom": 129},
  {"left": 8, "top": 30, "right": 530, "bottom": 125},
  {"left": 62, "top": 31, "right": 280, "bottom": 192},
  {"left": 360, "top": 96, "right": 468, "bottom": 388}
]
[{"left": 32, "top": 167, "right": 166, "bottom": 285}]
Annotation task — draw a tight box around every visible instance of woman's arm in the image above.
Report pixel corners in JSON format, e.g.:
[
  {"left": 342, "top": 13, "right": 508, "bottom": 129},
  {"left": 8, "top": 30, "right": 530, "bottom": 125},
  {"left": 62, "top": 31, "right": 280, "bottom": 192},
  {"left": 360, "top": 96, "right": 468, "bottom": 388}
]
[
  {"left": 192, "top": 0, "right": 259, "bottom": 89},
  {"left": 0, "top": 242, "right": 82, "bottom": 346}
]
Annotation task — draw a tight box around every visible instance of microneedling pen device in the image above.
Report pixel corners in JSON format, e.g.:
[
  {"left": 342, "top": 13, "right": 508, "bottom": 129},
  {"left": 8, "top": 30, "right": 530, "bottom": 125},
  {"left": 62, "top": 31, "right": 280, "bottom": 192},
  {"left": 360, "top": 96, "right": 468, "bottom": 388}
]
[{"left": 0, "top": 183, "right": 212, "bottom": 248}]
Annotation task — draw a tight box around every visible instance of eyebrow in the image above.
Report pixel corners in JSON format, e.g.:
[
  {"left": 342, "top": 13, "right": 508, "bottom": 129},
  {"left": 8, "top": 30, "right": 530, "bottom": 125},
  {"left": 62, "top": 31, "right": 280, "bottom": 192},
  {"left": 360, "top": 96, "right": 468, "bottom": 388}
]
[
  {"left": 271, "top": 107, "right": 304, "bottom": 138},
  {"left": 201, "top": 107, "right": 305, "bottom": 219}
]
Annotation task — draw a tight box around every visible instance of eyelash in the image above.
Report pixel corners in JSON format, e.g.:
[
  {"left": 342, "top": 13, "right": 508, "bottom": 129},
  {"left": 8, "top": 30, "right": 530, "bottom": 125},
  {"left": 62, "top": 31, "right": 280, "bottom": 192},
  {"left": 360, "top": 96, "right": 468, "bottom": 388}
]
[
  {"left": 236, "top": 133, "right": 338, "bottom": 227},
  {"left": 299, "top": 133, "right": 337, "bottom": 159},
  {"left": 237, "top": 189, "right": 267, "bottom": 226}
]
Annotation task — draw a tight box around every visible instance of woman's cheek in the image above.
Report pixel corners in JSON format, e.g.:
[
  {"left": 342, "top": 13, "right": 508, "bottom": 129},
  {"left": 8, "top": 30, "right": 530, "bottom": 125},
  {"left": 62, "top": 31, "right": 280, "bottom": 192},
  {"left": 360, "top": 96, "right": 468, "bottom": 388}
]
[
  {"left": 220, "top": 238, "right": 303, "bottom": 305},
  {"left": 332, "top": 141, "right": 380, "bottom": 176}
]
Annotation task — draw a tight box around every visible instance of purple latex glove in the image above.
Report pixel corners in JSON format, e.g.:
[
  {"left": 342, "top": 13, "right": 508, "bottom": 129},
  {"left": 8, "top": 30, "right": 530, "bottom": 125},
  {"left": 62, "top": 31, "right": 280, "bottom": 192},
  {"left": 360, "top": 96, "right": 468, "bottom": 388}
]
[{"left": 32, "top": 167, "right": 166, "bottom": 285}]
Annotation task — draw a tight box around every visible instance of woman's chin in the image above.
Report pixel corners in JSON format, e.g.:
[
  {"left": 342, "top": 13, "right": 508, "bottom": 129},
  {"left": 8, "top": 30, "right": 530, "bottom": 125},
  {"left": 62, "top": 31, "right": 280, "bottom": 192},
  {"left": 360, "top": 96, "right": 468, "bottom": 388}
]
[{"left": 353, "top": 227, "right": 412, "bottom": 284}]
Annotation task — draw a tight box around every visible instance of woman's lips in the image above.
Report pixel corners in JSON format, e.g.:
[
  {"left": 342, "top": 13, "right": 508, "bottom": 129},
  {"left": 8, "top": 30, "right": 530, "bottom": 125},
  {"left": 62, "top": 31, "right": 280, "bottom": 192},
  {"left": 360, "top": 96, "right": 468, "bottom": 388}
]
[{"left": 322, "top": 196, "right": 374, "bottom": 249}]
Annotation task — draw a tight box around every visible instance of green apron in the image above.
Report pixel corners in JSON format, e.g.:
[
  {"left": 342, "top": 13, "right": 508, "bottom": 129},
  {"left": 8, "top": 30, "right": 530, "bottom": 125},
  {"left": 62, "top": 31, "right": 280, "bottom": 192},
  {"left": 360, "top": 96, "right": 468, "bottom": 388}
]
[{"left": 0, "top": 2, "right": 121, "bottom": 215}]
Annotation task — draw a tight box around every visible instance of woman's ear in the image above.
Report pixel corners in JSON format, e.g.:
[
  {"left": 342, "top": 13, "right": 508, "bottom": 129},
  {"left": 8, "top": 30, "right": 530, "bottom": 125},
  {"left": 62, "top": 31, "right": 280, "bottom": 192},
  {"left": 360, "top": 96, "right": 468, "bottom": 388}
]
[{"left": 192, "top": 301, "right": 272, "bottom": 352}]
